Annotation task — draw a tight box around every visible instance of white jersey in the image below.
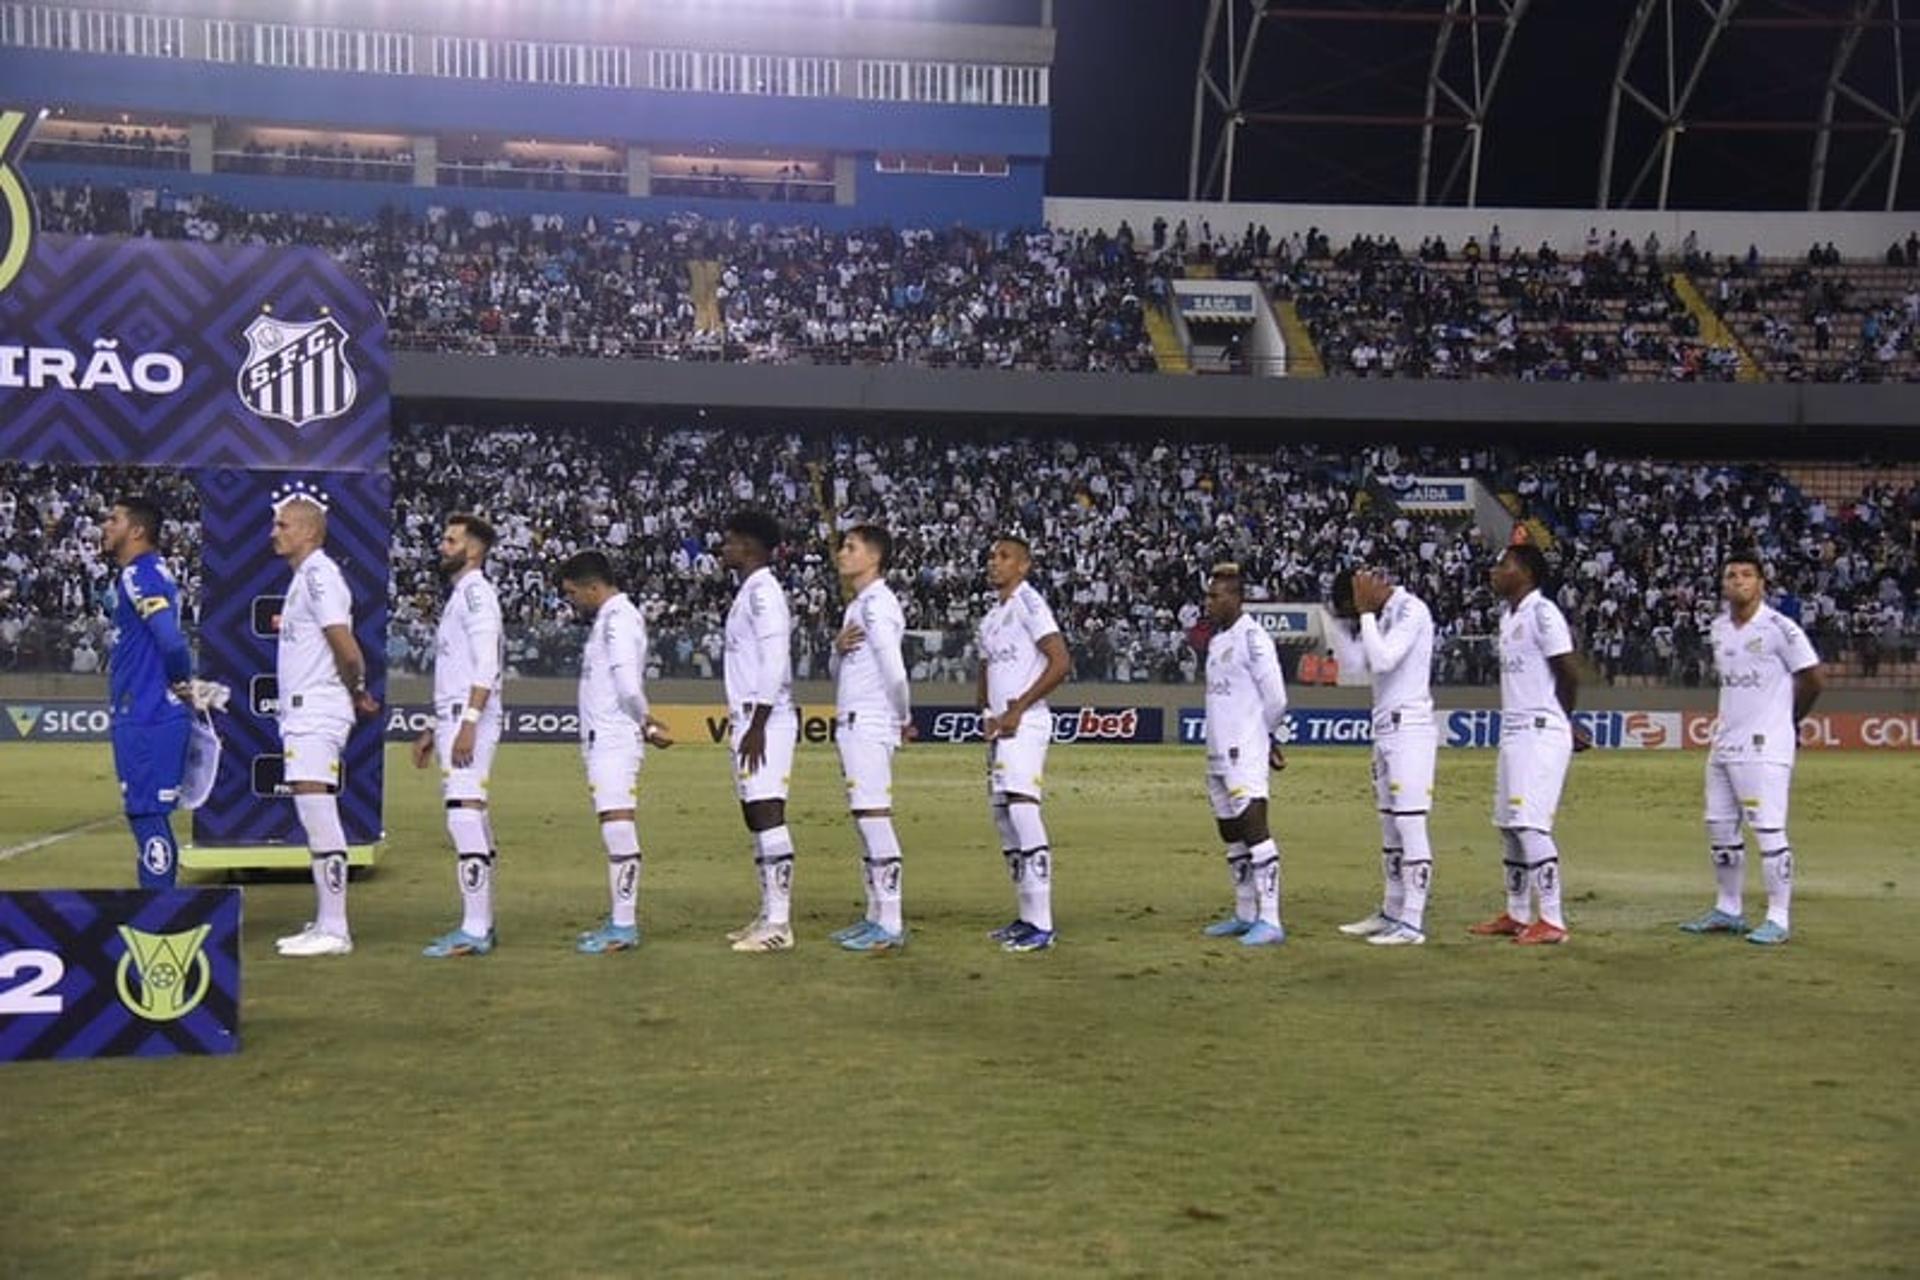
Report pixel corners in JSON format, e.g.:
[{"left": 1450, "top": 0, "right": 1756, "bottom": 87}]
[
  {"left": 1498, "top": 589, "right": 1574, "bottom": 729},
  {"left": 1327, "top": 587, "right": 1436, "bottom": 730},
  {"left": 579, "top": 591, "right": 651, "bottom": 742},
  {"left": 433, "top": 568, "right": 503, "bottom": 714},
  {"left": 1709, "top": 604, "right": 1819, "bottom": 766},
  {"left": 724, "top": 565, "right": 793, "bottom": 713},
  {"left": 1204, "top": 613, "right": 1288, "bottom": 751},
  {"left": 980, "top": 581, "right": 1063, "bottom": 717},
  {"left": 276, "top": 547, "right": 353, "bottom": 719},
  {"left": 834, "top": 578, "right": 910, "bottom": 727}
]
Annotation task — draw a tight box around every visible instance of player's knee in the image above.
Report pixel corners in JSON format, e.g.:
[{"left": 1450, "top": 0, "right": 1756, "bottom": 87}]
[
  {"left": 742, "top": 799, "right": 784, "bottom": 832},
  {"left": 597, "top": 809, "right": 636, "bottom": 824},
  {"left": 1752, "top": 827, "right": 1790, "bottom": 854},
  {"left": 1706, "top": 819, "right": 1742, "bottom": 848}
]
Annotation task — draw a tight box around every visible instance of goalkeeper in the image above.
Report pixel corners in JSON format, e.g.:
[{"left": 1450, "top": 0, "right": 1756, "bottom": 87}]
[{"left": 100, "top": 495, "right": 194, "bottom": 889}]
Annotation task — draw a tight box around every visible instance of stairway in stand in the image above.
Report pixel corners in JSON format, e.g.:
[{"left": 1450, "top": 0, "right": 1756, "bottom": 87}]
[{"left": 1671, "top": 272, "right": 1763, "bottom": 382}]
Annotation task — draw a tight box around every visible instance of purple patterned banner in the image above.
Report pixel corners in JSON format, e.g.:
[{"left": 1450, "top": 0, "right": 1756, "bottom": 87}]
[{"left": 0, "top": 889, "right": 242, "bottom": 1061}]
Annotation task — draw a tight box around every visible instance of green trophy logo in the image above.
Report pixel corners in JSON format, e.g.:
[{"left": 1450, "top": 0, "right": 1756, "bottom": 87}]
[{"left": 115, "top": 924, "right": 213, "bottom": 1022}]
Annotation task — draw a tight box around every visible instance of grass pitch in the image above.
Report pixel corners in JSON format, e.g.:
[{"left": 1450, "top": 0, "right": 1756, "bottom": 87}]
[{"left": 1, "top": 741, "right": 1915, "bottom": 1278}]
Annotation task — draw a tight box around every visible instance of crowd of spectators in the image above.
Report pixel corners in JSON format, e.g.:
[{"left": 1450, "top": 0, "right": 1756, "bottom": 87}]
[
  {"left": 29, "top": 127, "right": 189, "bottom": 170},
  {"left": 32, "top": 187, "right": 1158, "bottom": 371},
  {"left": 219, "top": 139, "right": 414, "bottom": 183},
  {"left": 35, "top": 181, "right": 1920, "bottom": 382},
  {"left": 4, "top": 429, "right": 1912, "bottom": 689},
  {"left": 1513, "top": 454, "right": 1919, "bottom": 683},
  {"left": 436, "top": 154, "right": 624, "bottom": 195},
  {"left": 1277, "top": 230, "right": 1739, "bottom": 382}
]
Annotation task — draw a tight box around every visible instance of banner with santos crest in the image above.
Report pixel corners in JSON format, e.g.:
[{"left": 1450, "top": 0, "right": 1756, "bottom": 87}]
[{"left": 0, "top": 104, "right": 391, "bottom": 851}]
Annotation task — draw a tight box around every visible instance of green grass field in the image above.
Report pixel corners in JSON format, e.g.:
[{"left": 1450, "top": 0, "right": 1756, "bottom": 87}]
[{"left": 1, "top": 741, "right": 1915, "bottom": 1278}]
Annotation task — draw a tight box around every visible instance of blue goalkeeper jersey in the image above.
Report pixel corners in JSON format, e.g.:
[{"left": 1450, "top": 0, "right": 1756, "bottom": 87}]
[{"left": 109, "top": 551, "right": 192, "bottom": 723}]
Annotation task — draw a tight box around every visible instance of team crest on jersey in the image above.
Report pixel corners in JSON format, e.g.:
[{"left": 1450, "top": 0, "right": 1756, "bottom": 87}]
[
  {"left": 238, "top": 311, "right": 358, "bottom": 428},
  {"left": 0, "top": 107, "right": 41, "bottom": 299}
]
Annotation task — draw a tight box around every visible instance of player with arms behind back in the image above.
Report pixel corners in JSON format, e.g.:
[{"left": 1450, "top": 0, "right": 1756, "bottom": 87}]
[
  {"left": 1680, "top": 551, "right": 1823, "bottom": 946},
  {"left": 827, "top": 525, "right": 914, "bottom": 952},
  {"left": 978, "top": 535, "right": 1072, "bottom": 953},
  {"left": 269, "top": 492, "right": 380, "bottom": 958},
  {"left": 1328, "top": 566, "right": 1439, "bottom": 946},
  {"left": 559, "top": 551, "right": 673, "bottom": 955},
  {"left": 1196, "top": 564, "right": 1291, "bottom": 947},
  {"left": 720, "top": 510, "right": 802, "bottom": 953},
  {"left": 1469, "top": 543, "right": 1588, "bottom": 947},
  {"left": 411, "top": 515, "right": 505, "bottom": 958},
  {"left": 100, "top": 495, "right": 193, "bottom": 889}
]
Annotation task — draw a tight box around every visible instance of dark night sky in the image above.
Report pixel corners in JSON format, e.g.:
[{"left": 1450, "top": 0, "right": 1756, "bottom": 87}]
[{"left": 1044, "top": 1, "right": 1920, "bottom": 211}]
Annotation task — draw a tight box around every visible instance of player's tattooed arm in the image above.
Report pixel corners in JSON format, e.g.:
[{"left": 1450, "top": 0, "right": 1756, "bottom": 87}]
[
  {"left": 1791, "top": 663, "right": 1825, "bottom": 725},
  {"left": 323, "top": 623, "right": 381, "bottom": 719}
]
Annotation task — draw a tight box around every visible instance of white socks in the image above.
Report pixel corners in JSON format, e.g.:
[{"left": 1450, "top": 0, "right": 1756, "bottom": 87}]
[
  {"left": 754, "top": 826, "right": 795, "bottom": 928},
  {"left": 1708, "top": 821, "right": 1746, "bottom": 916},
  {"left": 1756, "top": 830, "right": 1793, "bottom": 929},
  {"left": 601, "top": 818, "right": 641, "bottom": 929},
  {"left": 856, "top": 816, "right": 903, "bottom": 934},
  {"left": 1500, "top": 828, "right": 1533, "bottom": 924},
  {"left": 1224, "top": 840, "right": 1253, "bottom": 922},
  {"left": 1247, "top": 838, "right": 1281, "bottom": 927},
  {"left": 1007, "top": 802, "right": 1053, "bottom": 932},
  {"left": 1379, "top": 813, "right": 1405, "bottom": 920},
  {"left": 294, "top": 792, "right": 349, "bottom": 936},
  {"left": 1395, "top": 813, "right": 1433, "bottom": 932},
  {"left": 1517, "top": 828, "right": 1564, "bottom": 929},
  {"left": 446, "top": 806, "right": 493, "bottom": 937}
]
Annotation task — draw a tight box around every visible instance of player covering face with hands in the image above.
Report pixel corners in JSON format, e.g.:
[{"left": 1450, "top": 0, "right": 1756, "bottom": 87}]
[{"left": 1327, "top": 566, "right": 1439, "bottom": 946}]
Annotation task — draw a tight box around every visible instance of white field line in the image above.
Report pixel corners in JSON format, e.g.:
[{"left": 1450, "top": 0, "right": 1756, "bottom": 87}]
[{"left": 0, "top": 815, "right": 117, "bottom": 862}]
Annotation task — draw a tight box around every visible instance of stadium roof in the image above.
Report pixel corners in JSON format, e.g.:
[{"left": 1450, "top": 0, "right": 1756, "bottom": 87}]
[{"left": 1049, "top": 0, "right": 1920, "bottom": 211}]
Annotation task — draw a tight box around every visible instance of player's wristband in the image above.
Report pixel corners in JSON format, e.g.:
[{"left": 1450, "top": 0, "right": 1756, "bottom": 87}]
[{"left": 460, "top": 705, "right": 482, "bottom": 725}]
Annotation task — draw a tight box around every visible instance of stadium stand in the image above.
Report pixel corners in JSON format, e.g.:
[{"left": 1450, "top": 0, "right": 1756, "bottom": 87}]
[
  {"left": 4, "top": 435, "right": 1913, "bottom": 687},
  {"left": 40, "top": 184, "right": 1920, "bottom": 381}
]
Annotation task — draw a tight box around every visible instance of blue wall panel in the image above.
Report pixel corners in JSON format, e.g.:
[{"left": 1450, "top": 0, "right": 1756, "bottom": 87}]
[
  {"left": 0, "top": 50, "right": 1050, "bottom": 156},
  {"left": 25, "top": 158, "right": 1048, "bottom": 229}
]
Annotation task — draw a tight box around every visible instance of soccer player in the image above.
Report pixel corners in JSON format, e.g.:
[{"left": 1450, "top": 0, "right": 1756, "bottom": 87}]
[
  {"left": 978, "top": 535, "right": 1071, "bottom": 953},
  {"left": 1328, "top": 567, "right": 1439, "bottom": 946},
  {"left": 559, "top": 551, "right": 674, "bottom": 955},
  {"left": 1680, "top": 551, "right": 1824, "bottom": 945},
  {"left": 100, "top": 495, "right": 193, "bottom": 890},
  {"left": 270, "top": 492, "right": 380, "bottom": 958},
  {"left": 1196, "top": 564, "right": 1291, "bottom": 947},
  {"left": 411, "top": 515, "right": 505, "bottom": 958},
  {"left": 720, "top": 510, "right": 801, "bottom": 953},
  {"left": 827, "top": 525, "right": 912, "bottom": 952},
  {"left": 1470, "top": 543, "right": 1588, "bottom": 946}
]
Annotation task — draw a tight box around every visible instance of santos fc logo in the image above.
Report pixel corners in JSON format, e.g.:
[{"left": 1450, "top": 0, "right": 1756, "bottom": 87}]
[{"left": 238, "top": 309, "right": 359, "bottom": 429}]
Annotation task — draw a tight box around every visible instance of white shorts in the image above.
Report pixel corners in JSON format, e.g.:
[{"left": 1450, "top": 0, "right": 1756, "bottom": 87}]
[
  {"left": 1492, "top": 720, "right": 1572, "bottom": 831},
  {"left": 436, "top": 708, "right": 502, "bottom": 803},
  {"left": 1373, "top": 722, "right": 1438, "bottom": 814},
  {"left": 732, "top": 706, "right": 797, "bottom": 803},
  {"left": 1205, "top": 736, "right": 1270, "bottom": 819},
  {"left": 1705, "top": 759, "right": 1791, "bottom": 830},
  {"left": 836, "top": 715, "right": 897, "bottom": 811},
  {"left": 987, "top": 715, "right": 1050, "bottom": 802},
  {"left": 582, "top": 727, "right": 644, "bottom": 813},
  {"left": 279, "top": 713, "right": 350, "bottom": 788}
]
